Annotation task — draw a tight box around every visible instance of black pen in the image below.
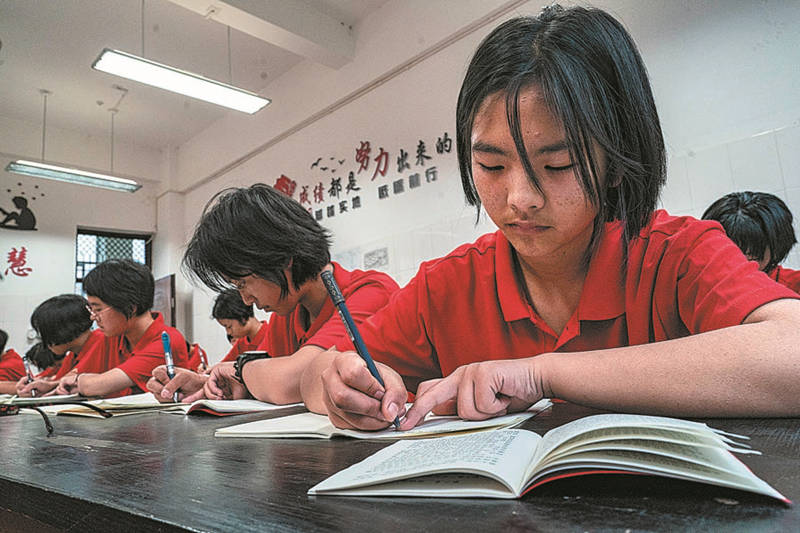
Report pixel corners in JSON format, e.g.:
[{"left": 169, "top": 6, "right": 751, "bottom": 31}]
[
  {"left": 161, "top": 331, "right": 179, "bottom": 402},
  {"left": 321, "top": 270, "right": 400, "bottom": 428},
  {"left": 23, "top": 356, "right": 36, "bottom": 397}
]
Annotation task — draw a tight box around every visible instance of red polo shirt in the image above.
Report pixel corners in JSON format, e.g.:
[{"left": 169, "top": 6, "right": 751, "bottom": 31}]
[
  {"left": 74, "top": 312, "right": 189, "bottom": 397},
  {"left": 258, "top": 262, "right": 399, "bottom": 356},
  {"left": 220, "top": 321, "right": 269, "bottom": 363},
  {"left": 769, "top": 266, "right": 800, "bottom": 294},
  {"left": 0, "top": 349, "right": 25, "bottom": 381},
  {"left": 50, "top": 330, "right": 110, "bottom": 380},
  {"left": 336, "top": 211, "right": 799, "bottom": 382}
]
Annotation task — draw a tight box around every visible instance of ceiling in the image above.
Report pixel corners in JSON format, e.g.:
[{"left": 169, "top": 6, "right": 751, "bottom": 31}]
[{"left": 0, "top": 0, "right": 388, "bottom": 151}]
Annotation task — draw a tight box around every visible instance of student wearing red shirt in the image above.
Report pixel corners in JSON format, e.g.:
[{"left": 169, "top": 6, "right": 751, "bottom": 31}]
[
  {"left": 12, "top": 294, "right": 102, "bottom": 396},
  {"left": 56, "top": 259, "right": 189, "bottom": 398},
  {"left": 214, "top": 288, "right": 268, "bottom": 364},
  {"left": 147, "top": 184, "right": 398, "bottom": 405},
  {"left": 703, "top": 191, "right": 800, "bottom": 293},
  {"left": 0, "top": 329, "right": 25, "bottom": 394},
  {"left": 304, "top": 5, "right": 800, "bottom": 431}
]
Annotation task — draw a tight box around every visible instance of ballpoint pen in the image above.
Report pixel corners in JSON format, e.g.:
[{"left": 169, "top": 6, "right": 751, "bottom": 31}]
[
  {"left": 161, "top": 331, "right": 179, "bottom": 402},
  {"left": 320, "top": 270, "right": 400, "bottom": 428}
]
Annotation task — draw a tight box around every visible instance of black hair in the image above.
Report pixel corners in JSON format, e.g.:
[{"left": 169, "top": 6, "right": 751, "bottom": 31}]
[
  {"left": 25, "top": 342, "right": 58, "bottom": 369},
  {"left": 0, "top": 329, "right": 7, "bottom": 353},
  {"left": 30, "top": 294, "right": 93, "bottom": 346},
  {"left": 456, "top": 4, "right": 666, "bottom": 260},
  {"left": 83, "top": 259, "right": 154, "bottom": 318},
  {"left": 183, "top": 183, "right": 332, "bottom": 298},
  {"left": 212, "top": 288, "right": 255, "bottom": 324},
  {"left": 702, "top": 191, "right": 797, "bottom": 272}
]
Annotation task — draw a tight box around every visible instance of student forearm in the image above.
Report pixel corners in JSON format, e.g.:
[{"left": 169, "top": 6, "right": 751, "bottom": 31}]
[
  {"left": 77, "top": 369, "right": 135, "bottom": 397},
  {"left": 0, "top": 382, "right": 18, "bottom": 394},
  {"left": 244, "top": 347, "right": 323, "bottom": 405},
  {"left": 300, "top": 350, "right": 338, "bottom": 414},
  {"left": 540, "top": 318, "right": 800, "bottom": 417}
]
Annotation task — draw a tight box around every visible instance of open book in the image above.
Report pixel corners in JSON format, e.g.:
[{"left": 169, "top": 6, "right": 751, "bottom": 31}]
[
  {"left": 46, "top": 392, "right": 297, "bottom": 417},
  {"left": 216, "top": 399, "right": 552, "bottom": 439},
  {"left": 308, "top": 413, "right": 788, "bottom": 502},
  {"left": 1, "top": 393, "right": 83, "bottom": 406}
]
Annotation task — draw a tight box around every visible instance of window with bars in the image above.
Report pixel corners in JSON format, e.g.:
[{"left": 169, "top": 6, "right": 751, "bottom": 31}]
[{"left": 75, "top": 229, "right": 152, "bottom": 295}]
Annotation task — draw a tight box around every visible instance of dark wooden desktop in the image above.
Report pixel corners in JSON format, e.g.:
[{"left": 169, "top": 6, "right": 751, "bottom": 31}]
[{"left": 1, "top": 402, "right": 798, "bottom": 532}]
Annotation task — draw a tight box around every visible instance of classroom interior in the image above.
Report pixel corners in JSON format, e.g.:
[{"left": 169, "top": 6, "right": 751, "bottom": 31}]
[{"left": 2, "top": 0, "right": 799, "bottom": 367}]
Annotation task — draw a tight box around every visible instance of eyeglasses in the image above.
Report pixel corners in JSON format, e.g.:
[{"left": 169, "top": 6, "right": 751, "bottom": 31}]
[{"left": 85, "top": 304, "right": 112, "bottom": 318}]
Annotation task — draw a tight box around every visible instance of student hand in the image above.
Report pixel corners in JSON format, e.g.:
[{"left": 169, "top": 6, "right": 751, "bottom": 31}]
[
  {"left": 15, "top": 377, "right": 57, "bottom": 397},
  {"left": 400, "top": 359, "right": 547, "bottom": 430},
  {"left": 321, "top": 351, "right": 408, "bottom": 431},
  {"left": 147, "top": 366, "right": 207, "bottom": 403},
  {"left": 185, "top": 362, "right": 247, "bottom": 402},
  {"left": 55, "top": 372, "right": 81, "bottom": 396}
]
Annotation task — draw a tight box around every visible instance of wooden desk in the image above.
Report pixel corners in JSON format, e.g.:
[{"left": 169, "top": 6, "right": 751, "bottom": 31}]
[{"left": 1, "top": 403, "right": 798, "bottom": 532}]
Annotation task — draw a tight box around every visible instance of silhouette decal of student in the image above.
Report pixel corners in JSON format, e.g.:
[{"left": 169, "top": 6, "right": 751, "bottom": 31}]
[{"left": 0, "top": 196, "right": 37, "bottom": 231}]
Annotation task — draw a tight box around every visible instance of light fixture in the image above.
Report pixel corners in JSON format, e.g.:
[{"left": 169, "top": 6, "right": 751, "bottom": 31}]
[
  {"left": 5, "top": 89, "right": 142, "bottom": 193},
  {"left": 92, "top": 49, "right": 269, "bottom": 114},
  {"left": 91, "top": 4, "right": 269, "bottom": 114}
]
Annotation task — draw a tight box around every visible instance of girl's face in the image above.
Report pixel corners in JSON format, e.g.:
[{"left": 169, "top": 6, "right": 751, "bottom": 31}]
[
  {"left": 231, "top": 271, "right": 301, "bottom": 317},
  {"left": 216, "top": 318, "right": 253, "bottom": 340},
  {"left": 86, "top": 296, "right": 129, "bottom": 337},
  {"left": 470, "top": 86, "right": 606, "bottom": 268}
]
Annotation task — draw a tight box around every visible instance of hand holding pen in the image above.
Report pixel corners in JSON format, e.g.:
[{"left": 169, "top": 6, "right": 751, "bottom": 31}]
[
  {"left": 161, "top": 331, "right": 179, "bottom": 403},
  {"left": 320, "top": 270, "right": 400, "bottom": 428}
]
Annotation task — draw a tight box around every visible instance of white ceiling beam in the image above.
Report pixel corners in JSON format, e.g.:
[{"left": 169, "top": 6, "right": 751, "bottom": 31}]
[{"left": 167, "top": 0, "right": 355, "bottom": 69}]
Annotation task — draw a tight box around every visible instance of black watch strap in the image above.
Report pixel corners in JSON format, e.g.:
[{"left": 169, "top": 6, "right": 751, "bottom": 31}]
[{"left": 233, "top": 351, "right": 270, "bottom": 385}]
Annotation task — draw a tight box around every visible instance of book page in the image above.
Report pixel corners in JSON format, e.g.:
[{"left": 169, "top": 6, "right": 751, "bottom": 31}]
[
  {"left": 1, "top": 393, "right": 82, "bottom": 407},
  {"left": 529, "top": 446, "right": 786, "bottom": 501},
  {"left": 534, "top": 414, "right": 734, "bottom": 466},
  {"left": 308, "top": 429, "right": 542, "bottom": 497}
]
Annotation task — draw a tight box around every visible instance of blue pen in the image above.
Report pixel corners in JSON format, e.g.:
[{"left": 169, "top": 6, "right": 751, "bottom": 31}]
[
  {"left": 161, "top": 331, "right": 179, "bottom": 402},
  {"left": 321, "top": 270, "right": 400, "bottom": 428}
]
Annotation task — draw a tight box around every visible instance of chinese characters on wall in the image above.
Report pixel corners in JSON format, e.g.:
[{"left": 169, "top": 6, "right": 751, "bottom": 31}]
[{"left": 271, "top": 132, "right": 453, "bottom": 221}]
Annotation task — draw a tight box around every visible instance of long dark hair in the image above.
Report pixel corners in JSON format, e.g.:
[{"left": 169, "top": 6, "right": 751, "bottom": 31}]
[{"left": 456, "top": 5, "right": 666, "bottom": 259}]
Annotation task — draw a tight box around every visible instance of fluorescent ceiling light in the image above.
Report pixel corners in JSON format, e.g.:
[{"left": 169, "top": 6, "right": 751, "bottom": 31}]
[
  {"left": 92, "top": 48, "right": 270, "bottom": 114},
  {"left": 5, "top": 160, "right": 142, "bottom": 193}
]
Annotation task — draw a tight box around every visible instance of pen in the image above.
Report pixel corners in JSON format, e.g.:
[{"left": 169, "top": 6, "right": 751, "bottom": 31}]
[
  {"left": 320, "top": 270, "right": 399, "bottom": 428},
  {"left": 161, "top": 331, "right": 179, "bottom": 402},
  {"left": 23, "top": 356, "right": 36, "bottom": 397}
]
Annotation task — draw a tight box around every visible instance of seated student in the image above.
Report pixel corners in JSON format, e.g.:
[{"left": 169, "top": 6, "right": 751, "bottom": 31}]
[
  {"left": 15, "top": 294, "right": 109, "bottom": 397},
  {"left": 146, "top": 184, "right": 399, "bottom": 405},
  {"left": 56, "top": 259, "right": 189, "bottom": 398},
  {"left": 0, "top": 329, "right": 25, "bottom": 394},
  {"left": 702, "top": 191, "right": 800, "bottom": 292},
  {"left": 212, "top": 288, "right": 268, "bottom": 365},
  {"left": 16, "top": 294, "right": 105, "bottom": 396},
  {"left": 302, "top": 4, "right": 800, "bottom": 431}
]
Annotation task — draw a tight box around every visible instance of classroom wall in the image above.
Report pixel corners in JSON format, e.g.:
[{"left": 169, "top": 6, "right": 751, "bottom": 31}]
[
  {"left": 180, "top": 0, "right": 800, "bottom": 363},
  {"left": 0, "top": 113, "right": 164, "bottom": 353}
]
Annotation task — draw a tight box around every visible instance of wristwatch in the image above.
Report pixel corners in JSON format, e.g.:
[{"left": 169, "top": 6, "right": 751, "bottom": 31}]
[{"left": 233, "top": 351, "right": 270, "bottom": 385}]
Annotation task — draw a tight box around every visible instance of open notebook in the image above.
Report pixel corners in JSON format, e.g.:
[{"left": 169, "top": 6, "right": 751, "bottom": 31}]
[
  {"left": 308, "top": 413, "right": 788, "bottom": 502},
  {"left": 216, "top": 399, "right": 552, "bottom": 439},
  {"left": 49, "top": 392, "right": 300, "bottom": 417}
]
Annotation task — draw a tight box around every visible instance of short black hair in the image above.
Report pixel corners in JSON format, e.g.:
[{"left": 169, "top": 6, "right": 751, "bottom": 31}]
[
  {"left": 25, "top": 342, "right": 58, "bottom": 369},
  {"left": 702, "top": 191, "right": 797, "bottom": 272},
  {"left": 83, "top": 259, "right": 154, "bottom": 318},
  {"left": 31, "top": 294, "right": 93, "bottom": 346},
  {"left": 212, "top": 288, "right": 255, "bottom": 324},
  {"left": 183, "top": 183, "right": 332, "bottom": 298},
  {"left": 456, "top": 5, "right": 665, "bottom": 258},
  {"left": 0, "top": 329, "right": 7, "bottom": 354}
]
